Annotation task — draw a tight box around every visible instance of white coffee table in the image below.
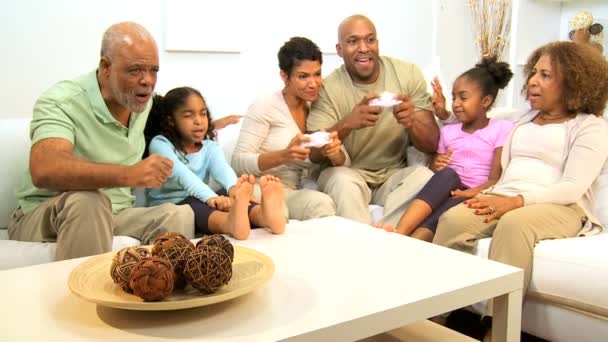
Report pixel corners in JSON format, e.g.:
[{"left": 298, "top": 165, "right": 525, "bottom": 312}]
[{"left": 0, "top": 216, "right": 523, "bottom": 341}]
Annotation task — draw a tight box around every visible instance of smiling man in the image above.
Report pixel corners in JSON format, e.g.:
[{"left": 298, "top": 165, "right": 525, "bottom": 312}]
[
  {"left": 9, "top": 22, "right": 194, "bottom": 261},
  {"left": 307, "top": 15, "right": 440, "bottom": 225}
]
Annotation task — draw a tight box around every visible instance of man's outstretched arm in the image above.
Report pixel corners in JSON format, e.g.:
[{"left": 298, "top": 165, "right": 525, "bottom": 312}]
[{"left": 30, "top": 138, "right": 173, "bottom": 190}]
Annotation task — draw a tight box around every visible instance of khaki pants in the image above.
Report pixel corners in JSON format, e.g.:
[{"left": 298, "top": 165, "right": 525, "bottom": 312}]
[
  {"left": 8, "top": 190, "right": 194, "bottom": 261},
  {"left": 434, "top": 202, "right": 585, "bottom": 295},
  {"left": 285, "top": 188, "right": 336, "bottom": 220},
  {"left": 318, "top": 166, "right": 433, "bottom": 225}
]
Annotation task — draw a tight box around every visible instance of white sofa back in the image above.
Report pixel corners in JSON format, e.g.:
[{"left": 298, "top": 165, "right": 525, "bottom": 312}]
[
  {"left": 0, "top": 118, "right": 31, "bottom": 229},
  {"left": 215, "top": 119, "right": 242, "bottom": 168}
]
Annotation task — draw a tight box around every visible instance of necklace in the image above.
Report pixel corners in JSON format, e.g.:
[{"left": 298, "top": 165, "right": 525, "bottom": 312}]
[{"left": 538, "top": 111, "right": 570, "bottom": 123}]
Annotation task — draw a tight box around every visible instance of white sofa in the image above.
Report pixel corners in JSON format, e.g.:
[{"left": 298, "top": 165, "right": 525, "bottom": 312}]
[{"left": 1, "top": 116, "right": 607, "bottom": 341}]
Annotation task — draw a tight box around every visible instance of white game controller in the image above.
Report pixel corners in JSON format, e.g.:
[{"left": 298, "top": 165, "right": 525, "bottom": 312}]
[
  {"left": 301, "top": 131, "right": 331, "bottom": 148},
  {"left": 369, "top": 91, "right": 403, "bottom": 107}
]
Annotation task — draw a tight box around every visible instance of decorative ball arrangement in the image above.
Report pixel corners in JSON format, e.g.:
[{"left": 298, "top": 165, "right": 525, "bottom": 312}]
[
  {"left": 152, "top": 231, "right": 189, "bottom": 256},
  {"left": 110, "top": 233, "right": 235, "bottom": 301},
  {"left": 184, "top": 245, "right": 233, "bottom": 294},
  {"left": 110, "top": 246, "right": 151, "bottom": 292},
  {"left": 155, "top": 239, "right": 195, "bottom": 289},
  {"left": 129, "top": 256, "right": 175, "bottom": 302},
  {"left": 569, "top": 11, "right": 604, "bottom": 54},
  {"left": 196, "top": 235, "right": 234, "bottom": 262}
]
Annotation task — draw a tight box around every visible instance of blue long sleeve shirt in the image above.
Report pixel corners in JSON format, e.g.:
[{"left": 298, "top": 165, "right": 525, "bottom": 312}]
[{"left": 147, "top": 135, "right": 238, "bottom": 206}]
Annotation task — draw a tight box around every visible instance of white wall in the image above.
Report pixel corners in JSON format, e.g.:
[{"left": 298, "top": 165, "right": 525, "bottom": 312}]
[
  {"left": 436, "top": 1, "right": 478, "bottom": 102},
  {"left": 1, "top": 0, "right": 576, "bottom": 121},
  {"left": 508, "top": 0, "right": 564, "bottom": 111},
  {"left": 0, "top": 0, "right": 163, "bottom": 118},
  {"left": 435, "top": 0, "right": 565, "bottom": 111},
  {"left": 0, "top": 0, "right": 434, "bottom": 120},
  {"left": 506, "top": 0, "right": 608, "bottom": 112}
]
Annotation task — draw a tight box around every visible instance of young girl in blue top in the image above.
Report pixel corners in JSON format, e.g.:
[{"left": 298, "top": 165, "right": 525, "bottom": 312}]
[{"left": 144, "top": 87, "right": 286, "bottom": 240}]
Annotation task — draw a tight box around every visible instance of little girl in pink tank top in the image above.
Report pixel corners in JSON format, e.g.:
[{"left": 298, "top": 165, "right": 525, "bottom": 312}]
[{"left": 374, "top": 57, "right": 514, "bottom": 241}]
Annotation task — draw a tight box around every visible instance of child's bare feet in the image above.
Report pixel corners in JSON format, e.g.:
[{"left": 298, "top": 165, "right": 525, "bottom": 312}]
[
  {"left": 259, "top": 175, "right": 286, "bottom": 234},
  {"left": 227, "top": 175, "right": 254, "bottom": 240}
]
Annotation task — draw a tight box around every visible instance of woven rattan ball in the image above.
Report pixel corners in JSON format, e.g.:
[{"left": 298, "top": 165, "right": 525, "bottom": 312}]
[
  {"left": 184, "top": 245, "right": 232, "bottom": 294},
  {"left": 196, "top": 235, "right": 234, "bottom": 262},
  {"left": 152, "top": 232, "right": 189, "bottom": 256},
  {"left": 110, "top": 246, "right": 151, "bottom": 292},
  {"left": 129, "top": 256, "right": 175, "bottom": 301},
  {"left": 157, "top": 239, "right": 195, "bottom": 289}
]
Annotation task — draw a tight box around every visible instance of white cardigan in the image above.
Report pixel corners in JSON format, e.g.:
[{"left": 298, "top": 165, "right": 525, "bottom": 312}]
[
  {"left": 488, "top": 110, "right": 608, "bottom": 234},
  {"left": 231, "top": 91, "right": 314, "bottom": 190}
]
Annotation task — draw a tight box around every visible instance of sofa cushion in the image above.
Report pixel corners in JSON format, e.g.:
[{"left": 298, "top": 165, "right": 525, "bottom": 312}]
[
  {"left": 0, "top": 118, "right": 31, "bottom": 229},
  {"left": 216, "top": 120, "right": 242, "bottom": 169},
  {"left": 0, "top": 228, "right": 141, "bottom": 270},
  {"left": 476, "top": 232, "right": 608, "bottom": 316},
  {"left": 0, "top": 239, "right": 55, "bottom": 270}
]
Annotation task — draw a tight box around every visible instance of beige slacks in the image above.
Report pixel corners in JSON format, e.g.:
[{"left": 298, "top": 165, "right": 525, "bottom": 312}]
[
  {"left": 318, "top": 166, "right": 433, "bottom": 225},
  {"left": 8, "top": 190, "right": 194, "bottom": 261},
  {"left": 434, "top": 202, "right": 585, "bottom": 295},
  {"left": 284, "top": 188, "right": 336, "bottom": 220}
]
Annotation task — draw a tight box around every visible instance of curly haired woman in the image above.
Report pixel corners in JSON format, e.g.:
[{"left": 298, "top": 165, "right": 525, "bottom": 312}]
[{"left": 433, "top": 41, "right": 608, "bottom": 340}]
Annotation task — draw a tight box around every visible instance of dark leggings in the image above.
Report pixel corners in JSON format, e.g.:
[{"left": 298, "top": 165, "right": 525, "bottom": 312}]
[
  {"left": 177, "top": 189, "right": 259, "bottom": 235},
  {"left": 415, "top": 167, "right": 468, "bottom": 233}
]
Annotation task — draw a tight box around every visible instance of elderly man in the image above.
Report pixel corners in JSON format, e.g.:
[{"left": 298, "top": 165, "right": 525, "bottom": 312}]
[
  {"left": 8, "top": 22, "right": 194, "bottom": 260},
  {"left": 308, "top": 15, "right": 439, "bottom": 225}
]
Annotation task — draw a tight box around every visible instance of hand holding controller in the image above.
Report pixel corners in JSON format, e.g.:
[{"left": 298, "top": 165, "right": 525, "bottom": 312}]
[
  {"left": 301, "top": 131, "right": 331, "bottom": 148},
  {"left": 369, "top": 91, "right": 403, "bottom": 107}
]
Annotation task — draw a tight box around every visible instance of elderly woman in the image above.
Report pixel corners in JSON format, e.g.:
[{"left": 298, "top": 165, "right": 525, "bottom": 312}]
[
  {"left": 232, "top": 37, "right": 341, "bottom": 220},
  {"left": 434, "top": 41, "right": 608, "bottom": 318}
]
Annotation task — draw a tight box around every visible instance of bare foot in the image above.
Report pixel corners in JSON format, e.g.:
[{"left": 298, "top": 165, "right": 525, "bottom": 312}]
[
  {"left": 226, "top": 175, "right": 253, "bottom": 240},
  {"left": 259, "top": 175, "right": 286, "bottom": 234}
]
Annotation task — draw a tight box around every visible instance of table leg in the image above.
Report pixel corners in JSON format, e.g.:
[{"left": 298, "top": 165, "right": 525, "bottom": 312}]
[{"left": 492, "top": 289, "right": 523, "bottom": 342}]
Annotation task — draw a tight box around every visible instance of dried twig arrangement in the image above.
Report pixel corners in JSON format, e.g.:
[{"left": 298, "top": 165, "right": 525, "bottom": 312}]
[{"left": 468, "top": 0, "right": 511, "bottom": 60}]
